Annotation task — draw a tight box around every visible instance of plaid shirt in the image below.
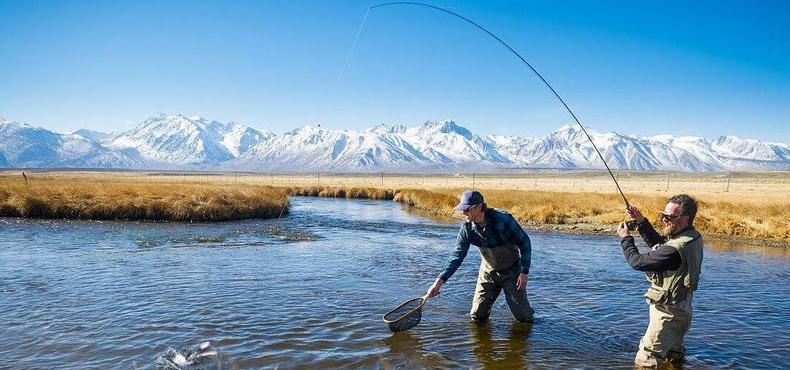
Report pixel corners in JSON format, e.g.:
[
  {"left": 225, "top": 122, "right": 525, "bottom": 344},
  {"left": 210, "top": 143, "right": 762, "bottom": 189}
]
[{"left": 439, "top": 208, "right": 532, "bottom": 281}]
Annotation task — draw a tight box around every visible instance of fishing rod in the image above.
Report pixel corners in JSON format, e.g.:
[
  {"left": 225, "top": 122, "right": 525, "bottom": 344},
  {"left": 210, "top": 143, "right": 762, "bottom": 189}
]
[{"left": 357, "top": 1, "right": 631, "bottom": 209}]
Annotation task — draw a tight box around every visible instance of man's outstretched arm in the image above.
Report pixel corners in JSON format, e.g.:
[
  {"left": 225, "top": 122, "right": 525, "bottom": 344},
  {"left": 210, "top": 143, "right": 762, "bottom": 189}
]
[{"left": 427, "top": 227, "right": 471, "bottom": 297}]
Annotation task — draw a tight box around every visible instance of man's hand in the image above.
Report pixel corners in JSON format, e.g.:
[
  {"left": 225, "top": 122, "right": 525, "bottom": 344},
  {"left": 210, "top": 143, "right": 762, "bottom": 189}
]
[
  {"left": 617, "top": 221, "right": 631, "bottom": 238},
  {"left": 426, "top": 277, "right": 444, "bottom": 298},
  {"left": 626, "top": 206, "right": 645, "bottom": 223},
  {"left": 516, "top": 273, "right": 528, "bottom": 290}
]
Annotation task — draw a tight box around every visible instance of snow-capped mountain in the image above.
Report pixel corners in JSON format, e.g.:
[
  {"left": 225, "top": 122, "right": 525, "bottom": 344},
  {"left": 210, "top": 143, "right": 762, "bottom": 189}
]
[
  {"left": 0, "top": 118, "right": 140, "bottom": 168},
  {"left": 493, "top": 125, "right": 729, "bottom": 171},
  {"left": 233, "top": 124, "right": 434, "bottom": 171},
  {"left": 710, "top": 135, "right": 790, "bottom": 169},
  {"left": 402, "top": 120, "right": 510, "bottom": 165},
  {"left": 107, "top": 114, "right": 273, "bottom": 164},
  {"left": 72, "top": 129, "right": 115, "bottom": 143},
  {"left": 1, "top": 115, "right": 787, "bottom": 172}
]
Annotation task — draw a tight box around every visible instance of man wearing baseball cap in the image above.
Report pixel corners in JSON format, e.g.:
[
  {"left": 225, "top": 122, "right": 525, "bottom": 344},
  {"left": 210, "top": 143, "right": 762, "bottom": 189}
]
[{"left": 426, "top": 190, "right": 534, "bottom": 323}]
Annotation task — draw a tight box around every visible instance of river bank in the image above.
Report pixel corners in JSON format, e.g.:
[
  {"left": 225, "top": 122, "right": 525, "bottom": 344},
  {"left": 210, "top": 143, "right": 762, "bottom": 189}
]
[
  {"left": 0, "top": 173, "right": 289, "bottom": 221},
  {"left": 288, "top": 185, "right": 789, "bottom": 248},
  {"left": 1, "top": 171, "right": 787, "bottom": 246}
]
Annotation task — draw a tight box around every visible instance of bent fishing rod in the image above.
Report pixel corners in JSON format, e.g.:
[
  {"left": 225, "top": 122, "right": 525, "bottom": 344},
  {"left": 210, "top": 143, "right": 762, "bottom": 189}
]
[{"left": 359, "top": 2, "right": 631, "bottom": 209}]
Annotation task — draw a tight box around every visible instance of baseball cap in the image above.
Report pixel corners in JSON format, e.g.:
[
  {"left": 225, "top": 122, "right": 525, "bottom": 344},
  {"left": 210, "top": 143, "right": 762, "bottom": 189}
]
[{"left": 455, "top": 190, "right": 484, "bottom": 211}]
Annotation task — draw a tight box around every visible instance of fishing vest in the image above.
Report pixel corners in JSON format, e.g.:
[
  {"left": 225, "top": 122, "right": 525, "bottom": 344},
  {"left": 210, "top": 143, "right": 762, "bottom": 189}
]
[{"left": 644, "top": 228, "right": 704, "bottom": 305}]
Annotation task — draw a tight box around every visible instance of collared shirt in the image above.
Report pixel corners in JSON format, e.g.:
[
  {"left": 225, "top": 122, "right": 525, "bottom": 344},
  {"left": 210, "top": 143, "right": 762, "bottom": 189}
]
[{"left": 439, "top": 208, "right": 532, "bottom": 282}]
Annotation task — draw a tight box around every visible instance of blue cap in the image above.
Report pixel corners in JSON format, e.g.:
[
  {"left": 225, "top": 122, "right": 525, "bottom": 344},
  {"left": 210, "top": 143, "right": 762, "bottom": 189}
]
[{"left": 455, "top": 190, "right": 484, "bottom": 211}]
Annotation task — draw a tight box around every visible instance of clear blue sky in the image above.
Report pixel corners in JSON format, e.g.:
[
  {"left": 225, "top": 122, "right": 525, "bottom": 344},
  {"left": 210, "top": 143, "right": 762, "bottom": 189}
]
[{"left": 1, "top": 0, "right": 788, "bottom": 142}]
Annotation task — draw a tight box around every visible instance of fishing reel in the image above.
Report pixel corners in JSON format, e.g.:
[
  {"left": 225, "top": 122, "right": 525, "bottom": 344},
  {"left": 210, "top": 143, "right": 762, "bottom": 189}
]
[{"left": 626, "top": 220, "right": 639, "bottom": 231}]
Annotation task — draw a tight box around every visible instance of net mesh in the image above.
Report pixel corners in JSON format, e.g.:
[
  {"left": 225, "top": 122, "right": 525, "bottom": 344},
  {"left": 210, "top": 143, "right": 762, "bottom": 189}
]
[{"left": 383, "top": 297, "right": 425, "bottom": 332}]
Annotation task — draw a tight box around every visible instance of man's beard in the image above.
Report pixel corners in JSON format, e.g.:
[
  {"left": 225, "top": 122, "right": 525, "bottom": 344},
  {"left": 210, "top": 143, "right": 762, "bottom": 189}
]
[{"left": 663, "top": 223, "right": 678, "bottom": 236}]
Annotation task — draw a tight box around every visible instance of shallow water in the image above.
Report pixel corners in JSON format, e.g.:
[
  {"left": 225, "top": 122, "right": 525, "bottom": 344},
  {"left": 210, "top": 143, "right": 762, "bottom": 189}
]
[{"left": 0, "top": 196, "right": 787, "bottom": 369}]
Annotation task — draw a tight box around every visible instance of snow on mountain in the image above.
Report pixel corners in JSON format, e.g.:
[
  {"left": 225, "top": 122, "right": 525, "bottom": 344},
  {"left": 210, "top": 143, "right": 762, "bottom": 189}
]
[
  {"left": 491, "top": 124, "right": 785, "bottom": 171},
  {"left": 57, "top": 134, "right": 143, "bottom": 168},
  {"left": 402, "top": 120, "right": 510, "bottom": 165},
  {"left": 708, "top": 136, "right": 790, "bottom": 170},
  {"left": 712, "top": 135, "right": 789, "bottom": 161},
  {"left": 231, "top": 120, "right": 518, "bottom": 172},
  {"left": 0, "top": 118, "right": 139, "bottom": 168},
  {"left": 108, "top": 114, "right": 235, "bottom": 164},
  {"left": 72, "top": 129, "right": 114, "bottom": 143},
  {"left": 522, "top": 125, "right": 715, "bottom": 170},
  {"left": 107, "top": 114, "right": 273, "bottom": 164},
  {"left": 0, "top": 119, "right": 60, "bottom": 166},
  {"left": 233, "top": 124, "right": 434, "bottom": 171},
  {"left": 1, "top": 115, "right": 787, "bottom": 171},
  {"left": 486, "top": 135, "right": 537, "bottom": 164},
  {"left": 204, "top": 119, "right": 275, "bottom": 157},
  {"left": 363, "top": 123, "right": 407, "bottom": 135}
]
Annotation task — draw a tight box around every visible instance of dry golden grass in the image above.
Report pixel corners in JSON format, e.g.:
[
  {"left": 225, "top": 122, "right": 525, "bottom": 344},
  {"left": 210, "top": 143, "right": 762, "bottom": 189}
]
[
  {"left": 0, "top": 173, "right": 288, "bottom": 221},
  {"left": 379, "top": 188, "right": 789, "bottom": 242},
  {"left": 282, "top": 184, "right": 788, "bottom": 242},
  {"left": 270, "top": 171, "right": 789, "bottom": 242},
  {"left": 183, "top": 170, "right": 788, "bottom": 204},
  {"left": 289, "top": 186, "right": 396, "bottom": 200},
  {"left": 2, "top": 170, "right": 787, "bottom": 242}
]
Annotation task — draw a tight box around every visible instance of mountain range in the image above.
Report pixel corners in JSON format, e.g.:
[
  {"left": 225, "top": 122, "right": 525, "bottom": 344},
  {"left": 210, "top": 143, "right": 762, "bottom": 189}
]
[{"left": 1, "top": 114, "right": 787, "bottom": 172}]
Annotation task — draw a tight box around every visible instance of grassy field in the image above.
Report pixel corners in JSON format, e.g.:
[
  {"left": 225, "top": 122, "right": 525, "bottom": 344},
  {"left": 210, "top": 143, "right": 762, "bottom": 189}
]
[
  {"left": 0, "top": 171, "right": 289, "bottom": 221},
  {"left": 1, "top": 170, "right": 787, "bottom": 243}
]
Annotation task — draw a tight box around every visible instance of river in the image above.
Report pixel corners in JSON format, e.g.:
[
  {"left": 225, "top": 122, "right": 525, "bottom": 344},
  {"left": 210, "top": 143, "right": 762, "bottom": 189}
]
[{"left": 0, "top": 196, "right": 787, "bottom": 369}]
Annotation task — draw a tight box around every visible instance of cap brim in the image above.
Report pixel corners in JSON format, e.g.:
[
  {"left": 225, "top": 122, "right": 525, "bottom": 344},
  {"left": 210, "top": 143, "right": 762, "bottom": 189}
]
[{"left": 455, "top": 204, "right": 472, "bottom": 211}]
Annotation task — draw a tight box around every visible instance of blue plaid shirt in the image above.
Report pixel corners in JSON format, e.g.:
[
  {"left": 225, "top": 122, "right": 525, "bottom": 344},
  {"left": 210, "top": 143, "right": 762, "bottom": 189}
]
[{"left": 439, "top": 208, "right": 532, "bottom": 281}]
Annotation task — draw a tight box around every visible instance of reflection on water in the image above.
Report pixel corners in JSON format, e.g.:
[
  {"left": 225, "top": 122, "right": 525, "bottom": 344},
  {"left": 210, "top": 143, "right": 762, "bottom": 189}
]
[
  {"left": 706, "top": 238, "right": 790, "bottom": 258},
  {"left": 380, "top": 331, "right": 428, "bottom": 368},
  {"left": 472, "top": 322, "right": 532, "bottom": 370},
  {"left": 0, "top": 196, "right": 787, "bottom": 369}
]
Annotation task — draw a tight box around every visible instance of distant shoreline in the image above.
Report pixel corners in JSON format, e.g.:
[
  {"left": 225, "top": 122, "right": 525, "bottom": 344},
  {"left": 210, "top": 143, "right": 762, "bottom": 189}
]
[
  {"left": 288, "top": 187, "right": 789, "bottom": 249},
  {"left": 1, "top": 171, "right": 787, "bottom": 246},
  {"left": 520, "top": 222, "right": 789, "bottom": 249}
]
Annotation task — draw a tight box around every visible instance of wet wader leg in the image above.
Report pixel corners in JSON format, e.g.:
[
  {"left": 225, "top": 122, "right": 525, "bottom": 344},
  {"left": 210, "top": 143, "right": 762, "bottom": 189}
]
[
  {"left": 501, "top": 267, "right": 534, "bottom": 323},
  {"left": 666, "top": 296, "right": 693, "bottom": 364},
  {"left": 634, "top": 297, "right": 693, "bottom": 368},
  {"left": 470, "top": 267, "right": 501, "bottom": 324}
]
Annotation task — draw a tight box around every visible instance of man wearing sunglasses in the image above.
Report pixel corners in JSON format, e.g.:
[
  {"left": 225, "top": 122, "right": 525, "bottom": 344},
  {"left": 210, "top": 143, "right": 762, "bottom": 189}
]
[
  {"left": 617, "top": 194, "right": 704, "bottom": 368},
  {"left": 426, "top": 190, "right": 534, "bottom": 324}
]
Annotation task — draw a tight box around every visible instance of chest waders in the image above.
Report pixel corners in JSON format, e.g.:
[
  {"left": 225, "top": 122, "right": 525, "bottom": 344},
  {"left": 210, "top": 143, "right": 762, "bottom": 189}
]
[
  {"left": 466, "top": 220, "right": 533, "bottom": 323},
  {"left": 635, "top": 228, "right": 704, "bottom": 366},
  {"left": 468, "top": 222, "right": 521, "bottom": 271}
]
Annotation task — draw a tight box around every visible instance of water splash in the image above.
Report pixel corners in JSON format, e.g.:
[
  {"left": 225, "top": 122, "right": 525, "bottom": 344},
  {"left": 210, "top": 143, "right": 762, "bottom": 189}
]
[
  {"left": 155, "top": 341, "right": 220, "bottom": 370},
  {"left": 264, "top": 225, "right": 319, "bottom": 242}
]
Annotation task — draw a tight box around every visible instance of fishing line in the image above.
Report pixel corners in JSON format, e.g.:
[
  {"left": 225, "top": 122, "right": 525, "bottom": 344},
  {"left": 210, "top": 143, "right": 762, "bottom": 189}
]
[
  {"left": 333, "top": 7, "right": 372, "bottom": 96},
  {"left": 356, "top": 1, "right": 631, "bottom": 208}
]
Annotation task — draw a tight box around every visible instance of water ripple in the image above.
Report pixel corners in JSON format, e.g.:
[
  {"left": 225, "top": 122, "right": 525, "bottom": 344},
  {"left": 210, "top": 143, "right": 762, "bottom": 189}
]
[{"left": 0, "top": 198, "right": 787, "bottom": 369}]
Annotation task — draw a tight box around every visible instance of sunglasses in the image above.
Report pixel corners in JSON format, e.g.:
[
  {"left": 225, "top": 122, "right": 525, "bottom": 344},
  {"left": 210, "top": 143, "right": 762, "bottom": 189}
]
[
  {"left": 660, "top": 213, "right": 683, "bottom": 222},
  {"left": 462, "top": 204, "right": 481, "bottom": 213}
]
